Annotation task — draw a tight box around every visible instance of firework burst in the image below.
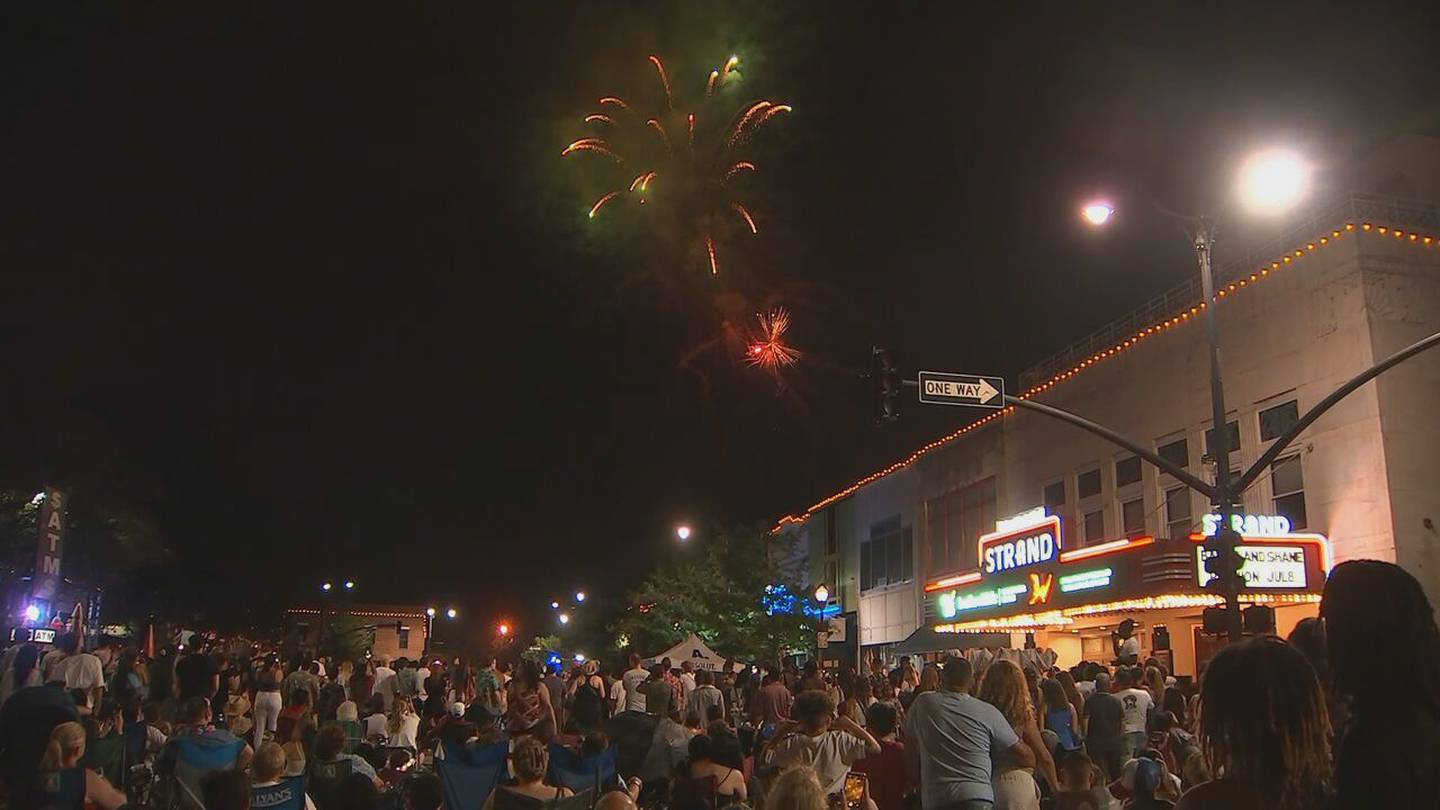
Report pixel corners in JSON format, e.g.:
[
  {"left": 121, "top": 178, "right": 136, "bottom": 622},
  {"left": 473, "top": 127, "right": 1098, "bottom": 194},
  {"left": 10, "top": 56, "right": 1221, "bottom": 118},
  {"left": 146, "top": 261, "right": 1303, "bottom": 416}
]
[
  {"left": 562, "top": 53, "right": 791, "bottom": 276},
  {"left": 745, "top": 308, "right": 800, "bottom": 370}
]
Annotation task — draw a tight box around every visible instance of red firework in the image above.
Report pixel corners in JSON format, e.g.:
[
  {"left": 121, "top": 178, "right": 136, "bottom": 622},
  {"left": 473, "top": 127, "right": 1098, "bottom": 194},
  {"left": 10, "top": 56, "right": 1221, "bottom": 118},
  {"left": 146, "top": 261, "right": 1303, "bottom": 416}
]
[{"left": 745, "top": 308, "right": 800, "bottom": 370}]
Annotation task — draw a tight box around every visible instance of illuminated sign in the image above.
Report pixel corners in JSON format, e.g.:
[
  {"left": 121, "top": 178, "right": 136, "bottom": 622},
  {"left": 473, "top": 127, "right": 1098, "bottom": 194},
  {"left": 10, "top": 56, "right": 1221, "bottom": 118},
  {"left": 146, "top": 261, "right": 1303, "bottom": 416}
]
[
  {"left": 995, "top": 507, "right": 1048, "bottom": 534},
  {"left": 937, "top": 584, "right": 1027, "bottom": 619},
  {"left": 980, "top": 515, "right": 1062, "bottom": 576},
  {"left": 1059, "top": 567, "right": 1114, "bottom": 593},
  {"left": 1027, "top": 573, "right": 1054, "bottom": 604},
  {"left": 1196, "top": 545, "right": 1308, "bottom": 589},
  {"left": 7, "top": 627, "right": 56, "bottom": 644},
  {"left": 1200, "top": 513, "right": 1292, "bottom": 538}
]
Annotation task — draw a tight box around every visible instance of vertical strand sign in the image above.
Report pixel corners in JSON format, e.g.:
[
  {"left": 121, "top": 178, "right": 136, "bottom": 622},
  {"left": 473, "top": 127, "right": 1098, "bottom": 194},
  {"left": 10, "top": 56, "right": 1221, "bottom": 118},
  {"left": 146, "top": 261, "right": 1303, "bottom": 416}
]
[{"left": 33, "top": 488, "right": 66, "bottom": 600}]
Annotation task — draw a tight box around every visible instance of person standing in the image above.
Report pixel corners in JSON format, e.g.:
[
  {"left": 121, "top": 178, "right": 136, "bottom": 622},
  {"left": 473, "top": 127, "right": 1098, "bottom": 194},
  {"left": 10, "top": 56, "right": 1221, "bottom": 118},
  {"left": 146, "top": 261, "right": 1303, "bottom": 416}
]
[
  {"left": 175, "top": 642, "right": 219, "bottom": 703},
  {"left": 1321, "top": 560, "right": 1440, "bottom": 810},
  {"left": 679, "top": 661, "right": 697, "bottom": 709},
  {"left": 372, "top": 657, "right": 397, "bottom": 712},
  {"left": 976, "top": 660, "right": 1057, "bottom": 809},
  {"left": 1083, "top": 671, "right": 1125, "bottom": 780},
  {"left": 620, "top": 653, "right": 649, "bottom": 713},
  {"left": 254, "top": 656, "right": 284, "bottom": 745},
  {"left": 0, "top": 645, "right": 42, "bottom": 706},
  {"left": 757, "top": 669, "right": 794, "bottom": 727},
  {"left": 904, "top": 655, "right": 1034, "bottom": 810},
  {"left": 1115, "top": 668, "right": 1154, "bottom": 759},
  {"left": 686, "top": 669, "right": 725, "bottom": 724},
  {"left": 851, "top": 701, "right": 907, "bottom": 810},
  {"left": 61, "top": 637, "right": 106, "bottom": 710},
  {"left": 569, "top": 660, "right": 608, "bottom": 733},
  {"left": 542, "top": 664, "right": 567, "bottom": 732},
  {"left": 640, "top": 664, "right": 675, "bottom": 718},
  {"left": 766, "top": 690, "right": 880, "bottom": 797}
]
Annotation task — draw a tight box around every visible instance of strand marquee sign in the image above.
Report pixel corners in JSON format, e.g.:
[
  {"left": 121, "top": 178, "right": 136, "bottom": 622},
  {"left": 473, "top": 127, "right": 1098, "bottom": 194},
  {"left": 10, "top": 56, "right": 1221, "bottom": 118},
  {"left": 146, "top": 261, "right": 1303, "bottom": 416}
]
[{"left": 926, "top": 511, "right": 1330, "bottom": 629}]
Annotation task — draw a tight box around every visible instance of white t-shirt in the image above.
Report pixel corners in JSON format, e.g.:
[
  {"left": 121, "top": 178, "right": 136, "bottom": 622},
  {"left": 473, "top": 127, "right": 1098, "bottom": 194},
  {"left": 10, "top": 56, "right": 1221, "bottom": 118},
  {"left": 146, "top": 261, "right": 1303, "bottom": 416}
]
[
  {"left": 416, "top": 667, "right": 431, "bottom": 700},
  {"left": 1117, "top": 688, "right": 1153, "bottom": 734},
  {"left": 622, "top": 668, "right": 649, "bottom": 712},
  {"left": 1119, "top": 636, "right": 1141, "bottom": 660},
  {"left": 609, "top": 678, "right": 626, "bottom": 706},
  {"left": 364, "top": 713, "right": 388, "bottom": 739},
  {"left": 1076, "top": 680, "right": 1096, "bottom": 698},
  {"left": 374, "top": 666, "right": 397, "bottom": 710},
  {"left": 387, "top": 713, "right": 420, "bottom": 749},
  {"left": 64, "top": 653, "right": 105, "bottom": 692},
  {"left": 39, "top": 650, "right": 68, "bottom": 684},
  {"left": 679, "top": 672, "right": 697, "bottom": 706},
  {"left": 768, "top": 730, "right": 870, "bottom": 796}
]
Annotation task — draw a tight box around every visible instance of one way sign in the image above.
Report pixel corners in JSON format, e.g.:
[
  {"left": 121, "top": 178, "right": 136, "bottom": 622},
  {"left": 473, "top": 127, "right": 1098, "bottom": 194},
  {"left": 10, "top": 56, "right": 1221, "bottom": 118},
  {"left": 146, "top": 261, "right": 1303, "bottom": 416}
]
[{"left": 917, "top": 371, "right": 1006, "bottom": 409}]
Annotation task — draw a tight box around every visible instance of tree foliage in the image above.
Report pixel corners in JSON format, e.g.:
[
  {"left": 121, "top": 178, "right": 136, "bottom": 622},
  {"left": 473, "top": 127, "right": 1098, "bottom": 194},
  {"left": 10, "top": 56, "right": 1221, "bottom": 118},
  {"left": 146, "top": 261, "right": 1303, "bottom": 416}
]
[{"left": 611, "top": 524, "right": 812, "bottom": 664}]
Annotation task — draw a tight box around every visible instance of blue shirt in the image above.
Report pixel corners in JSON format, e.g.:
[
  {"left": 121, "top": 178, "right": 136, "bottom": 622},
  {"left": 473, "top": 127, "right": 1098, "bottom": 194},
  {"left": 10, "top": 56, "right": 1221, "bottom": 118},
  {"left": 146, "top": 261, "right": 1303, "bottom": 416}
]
[{"left": 902, "top": 690, "right": 1019, "bottom": 807}]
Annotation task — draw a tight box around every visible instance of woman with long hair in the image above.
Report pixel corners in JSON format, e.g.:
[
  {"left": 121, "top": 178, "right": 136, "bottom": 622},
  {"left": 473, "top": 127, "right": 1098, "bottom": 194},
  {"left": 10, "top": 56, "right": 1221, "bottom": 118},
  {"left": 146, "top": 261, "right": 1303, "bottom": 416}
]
[
  {"left": 1143, "top": 666, "right": 1166, "bottom": 711},
  {"left": 976, "top": 660, "right": 1058, "bottom": 809},
  {"left": 0, "top": 643, "right": 41, "bottom": 705},
  {"left": 1039, "top": 679, "right": 1082, "bottom": 755},
  {"left": 483, "top": 735, "right": 572, "bottom": 810},
  {"left": 349, "top": 657, "right": 376, "bottom": 709},
  {"left": 34, "top": 721, "right": 127, "bottom": 809},
  {"left": 1054, "top": 670, "right": 1085, "bottom": 725},
  {"left": 1176, "top": 636, "right": 1330, "bottom": 810},
  {"left": 386, "top": 696, "right": 420, "bottom": 750},
  {"left": 506, "top": 659, "right": 556, "bottom": 740},
  {"left": 1321, "top": 559, "right": 1440, "bottom": 809},
  {"left": 108, "top": 653, "right": 144, "bottom": 703},
  {"left": 916, "top": 663, "right": 941, "bottom": 695}
]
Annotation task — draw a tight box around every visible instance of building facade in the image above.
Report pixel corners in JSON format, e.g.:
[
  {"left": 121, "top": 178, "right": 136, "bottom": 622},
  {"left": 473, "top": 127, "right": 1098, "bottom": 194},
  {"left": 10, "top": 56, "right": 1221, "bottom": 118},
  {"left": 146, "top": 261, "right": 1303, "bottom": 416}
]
[
  {"left": 774, "top": 187, "right": 1440, "bottom": 677},
  {"left": 284, "top": 603, "right": 431, "bottom": 663}
]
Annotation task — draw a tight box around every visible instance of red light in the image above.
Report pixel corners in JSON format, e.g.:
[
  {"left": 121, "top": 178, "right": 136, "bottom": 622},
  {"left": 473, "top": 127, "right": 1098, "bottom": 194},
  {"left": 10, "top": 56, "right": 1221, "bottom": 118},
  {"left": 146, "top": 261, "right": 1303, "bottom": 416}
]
[{"left": 497, "top": 623, "right": 510, "bottom": 636}]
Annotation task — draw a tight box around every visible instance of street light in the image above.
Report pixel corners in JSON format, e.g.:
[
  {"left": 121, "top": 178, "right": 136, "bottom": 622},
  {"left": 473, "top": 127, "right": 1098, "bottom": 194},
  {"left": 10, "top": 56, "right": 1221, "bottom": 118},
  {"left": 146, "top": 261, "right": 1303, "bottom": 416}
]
[
  {"left": 1237, "top": 149, "right": 1311, "bottom": 216},
  {"left": 574, "top": 591, "right": 586, "bottom": 603},
  {"left": 497, "top": 622, "right": 511, "bottom": 637},
  {"left": 676, "top": 524, "right": 693, "bottom": 541},
  {"left": 558, "top": 613, "right": 571, "bottom": 625},
  {"left": 446, "top": 608, "right": 458, "bottom": 620},
  {"left": 1085, "top": 147, "right": 1310, "bottom": 641},
  {"left": 321, "top": 582, "right": 333, "bottom": 592},
  {"left": 1081, "top": 200, "right": 1115, "bottom": 226},
  {"left": 344, "top": 580, "right": 355, "bottom": 591},
  {"left": 813, "top": 584, "right": 830, "bottom": 604},
  {"left": 550, "top": 601, "right": 560, "bottom": 610},
  {"left": 426, "top": 607, "right": 436, "bottom": 618}
]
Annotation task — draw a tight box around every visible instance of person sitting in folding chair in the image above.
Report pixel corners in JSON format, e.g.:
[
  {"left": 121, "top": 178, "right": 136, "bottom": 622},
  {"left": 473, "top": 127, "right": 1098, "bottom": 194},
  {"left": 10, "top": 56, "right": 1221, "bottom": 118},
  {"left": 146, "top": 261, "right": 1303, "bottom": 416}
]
[
  {"left": 22, "top": 721, "right": 128, "bottom": 810},
  {"left": 82, "top": 700, "right": 128, "bottom": 792},
  {"left": 309, "top": 721, "right": 383, "bottom": 810},
  {"left": 485, "top": 736, "right": 580, "bottom": 810},
  {"left": 160, "top": 697, "right": 252, "bottom": 808},
  {"left": 252, "top": 741, "right": 315, "bottom": 810}
]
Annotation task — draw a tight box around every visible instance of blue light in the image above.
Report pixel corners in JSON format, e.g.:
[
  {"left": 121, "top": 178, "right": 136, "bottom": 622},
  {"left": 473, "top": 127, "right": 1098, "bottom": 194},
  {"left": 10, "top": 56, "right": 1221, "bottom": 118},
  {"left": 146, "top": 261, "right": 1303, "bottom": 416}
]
[{"left": 23, "top": 605, "right": 40, "bottom": 623}]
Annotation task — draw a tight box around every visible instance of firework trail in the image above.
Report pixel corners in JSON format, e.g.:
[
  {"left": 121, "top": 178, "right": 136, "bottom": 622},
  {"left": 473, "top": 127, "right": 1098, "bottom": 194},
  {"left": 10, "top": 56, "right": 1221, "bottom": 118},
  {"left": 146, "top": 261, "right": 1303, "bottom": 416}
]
[{"left": 562, "top": 54, "right": 791, "bottom": 276}]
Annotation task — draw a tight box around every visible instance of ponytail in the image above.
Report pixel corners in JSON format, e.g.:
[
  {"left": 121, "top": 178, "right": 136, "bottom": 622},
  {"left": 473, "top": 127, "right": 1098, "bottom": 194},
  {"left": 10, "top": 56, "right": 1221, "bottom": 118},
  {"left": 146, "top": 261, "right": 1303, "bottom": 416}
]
[{"left": 40, "top": 721, "right": 85, "bottom": 769}]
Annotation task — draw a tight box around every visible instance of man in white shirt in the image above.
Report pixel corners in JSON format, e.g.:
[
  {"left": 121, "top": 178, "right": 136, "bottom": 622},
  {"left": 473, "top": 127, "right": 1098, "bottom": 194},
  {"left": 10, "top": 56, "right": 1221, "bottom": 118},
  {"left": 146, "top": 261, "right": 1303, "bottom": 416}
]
[
  {"left": 39, "top": 636, "right": 72, "bottom": 684},
  {"left": 1115, "top": 667, "right": 1154, "bottom": 758},
  {"left": 621, "top": 653, "right": 649, "bottom": 713},
  {"left": 373, "top": 657, "right": 398, "bottom": 712},
  {"left": 416, "top": 661, "right": 431, "bottom": 702},
  {"left": 767, "top": 690, "right": 880, "bottom": 796},
  {"left": 678, "top": 661, "right": 697, "bottom": 710}
]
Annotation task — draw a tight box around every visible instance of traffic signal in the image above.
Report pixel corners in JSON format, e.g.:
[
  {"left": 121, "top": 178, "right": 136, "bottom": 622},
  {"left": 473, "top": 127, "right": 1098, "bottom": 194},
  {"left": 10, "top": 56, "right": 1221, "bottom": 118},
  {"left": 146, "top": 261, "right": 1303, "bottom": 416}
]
[
  {"left": 1201, "top": 528, "right": 1245, "bottom": 593},
  {"left": 871, "top": 347, "right": 901, "bottom": 424}
]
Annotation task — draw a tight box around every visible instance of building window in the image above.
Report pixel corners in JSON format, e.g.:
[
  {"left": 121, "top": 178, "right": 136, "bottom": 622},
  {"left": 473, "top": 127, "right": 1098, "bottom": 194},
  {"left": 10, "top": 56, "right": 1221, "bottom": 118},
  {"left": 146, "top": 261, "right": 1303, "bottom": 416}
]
[
  {"left": 399, "top": 627, "right": 410, "bottom": 650},
  {"left": 1165, "top": 487, "right": 1192, "bottom": 539},
  {"left": 1115, "top": 456, "right": 1142, "bottom": 488},
  {"left": 1272, "top": 455, "right": 1307, "bottom": 529},
  {"left": 925, "top": 478, "right": 996, "bottom": 575},
  {"left": 862, "top": 519, "right": 912, "bottom": 592},
  {"left": 1043, "top": 481, "right": 1066, "bottom": 512},
  {"left": 1260, "top": 399, "right": 1300, "bottom": 442},
  {"left": 1083, "top": 509, "right": 1104, "bottom": 543},
  {"left": 1078, "top": 469, "right": 1102, "bottom": 499},
  {"left": 1121, "top": 498, "right": 1146, "bottom": 537},
  {"left": 1158, "top": 438, "right": 1189, "bottom": 469},
  {"left": 1205, "top": 420, "right": 1240, "bottom": 456}
]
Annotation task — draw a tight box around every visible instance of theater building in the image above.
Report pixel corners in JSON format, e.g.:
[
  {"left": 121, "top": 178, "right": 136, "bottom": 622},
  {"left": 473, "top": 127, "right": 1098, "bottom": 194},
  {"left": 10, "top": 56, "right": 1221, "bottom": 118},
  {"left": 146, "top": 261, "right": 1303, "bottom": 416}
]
[{"left": 774, "top": 179, "right": 1440, "bottom": 677}]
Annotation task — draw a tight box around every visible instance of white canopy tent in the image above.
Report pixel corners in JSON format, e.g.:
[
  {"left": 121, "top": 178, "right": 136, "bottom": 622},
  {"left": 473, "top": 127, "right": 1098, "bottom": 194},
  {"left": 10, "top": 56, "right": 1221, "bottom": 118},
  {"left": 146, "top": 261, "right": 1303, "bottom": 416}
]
[{"left": 643, "top": 634, "right": 735, "bottom": 672}]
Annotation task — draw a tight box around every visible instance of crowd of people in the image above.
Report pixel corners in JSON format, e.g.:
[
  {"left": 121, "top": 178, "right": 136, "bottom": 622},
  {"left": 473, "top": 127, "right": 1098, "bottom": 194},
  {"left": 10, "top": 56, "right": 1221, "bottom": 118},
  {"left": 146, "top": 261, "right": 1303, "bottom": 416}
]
[{"left": 0, "top": 558, "right": 1435, "bottom": 809}]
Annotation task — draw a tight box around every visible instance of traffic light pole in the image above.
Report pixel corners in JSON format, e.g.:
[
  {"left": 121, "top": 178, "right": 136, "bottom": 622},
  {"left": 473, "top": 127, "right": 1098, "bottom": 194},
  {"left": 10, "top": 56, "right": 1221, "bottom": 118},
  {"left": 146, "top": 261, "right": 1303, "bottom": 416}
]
[{"left": 1193, "top": 226, "right": 1245, "bottom": 643}]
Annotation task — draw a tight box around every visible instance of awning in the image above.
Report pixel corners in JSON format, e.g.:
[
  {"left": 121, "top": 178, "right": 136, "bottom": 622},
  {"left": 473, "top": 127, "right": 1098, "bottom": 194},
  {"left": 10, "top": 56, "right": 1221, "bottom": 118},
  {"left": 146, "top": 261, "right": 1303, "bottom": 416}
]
[{"left": 887, "top": 625, "right": 1012, "bottom": 655}]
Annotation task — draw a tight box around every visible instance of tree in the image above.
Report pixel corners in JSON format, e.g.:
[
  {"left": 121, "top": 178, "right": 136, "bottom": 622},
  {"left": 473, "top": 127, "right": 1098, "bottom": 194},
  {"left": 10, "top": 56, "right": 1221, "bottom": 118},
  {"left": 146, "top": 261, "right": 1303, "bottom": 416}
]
[{"left": 612, "top": 524, "right": 813, "bottom": 663}]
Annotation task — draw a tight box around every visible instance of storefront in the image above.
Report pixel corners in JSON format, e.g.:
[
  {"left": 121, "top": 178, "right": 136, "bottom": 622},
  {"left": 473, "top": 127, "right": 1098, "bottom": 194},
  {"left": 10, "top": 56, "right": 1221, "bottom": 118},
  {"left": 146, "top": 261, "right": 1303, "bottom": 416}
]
[{"left": 922, "top": 511, "right": 1329, "bottom": 677}]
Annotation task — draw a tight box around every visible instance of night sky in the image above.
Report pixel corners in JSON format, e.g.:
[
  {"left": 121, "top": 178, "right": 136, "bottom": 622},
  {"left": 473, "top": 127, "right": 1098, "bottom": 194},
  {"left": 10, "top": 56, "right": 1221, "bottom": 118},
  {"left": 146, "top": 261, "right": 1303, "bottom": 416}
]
[{"left": 3, "top": 3, "right": 1438, "bottom": 634}]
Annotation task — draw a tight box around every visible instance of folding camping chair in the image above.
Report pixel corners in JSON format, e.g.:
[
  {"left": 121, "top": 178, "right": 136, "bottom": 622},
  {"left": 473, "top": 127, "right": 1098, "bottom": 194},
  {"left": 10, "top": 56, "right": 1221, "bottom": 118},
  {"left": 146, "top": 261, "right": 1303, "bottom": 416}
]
[
  {"left": 435, "top": 740, "right": 510, "bottom": 810},
  {"left": 548, "top": 742, "right": 618, "bottom": 796},
  {"left": 170, "top": 734, "right": 246, "bottom": 809},
  {"left": 308, "top": 757, "right": 353, "bottom": 810},
  {"left": 252, "top": 776, "right": 308, "bottom": 810}
]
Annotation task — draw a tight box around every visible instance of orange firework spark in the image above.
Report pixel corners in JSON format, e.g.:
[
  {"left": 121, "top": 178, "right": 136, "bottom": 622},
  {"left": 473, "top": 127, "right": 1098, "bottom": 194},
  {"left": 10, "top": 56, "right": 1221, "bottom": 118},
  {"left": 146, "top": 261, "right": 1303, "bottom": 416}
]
[
  {"left": 646, "top": 118, "right": 671, "bottom": 153},
  {"left": 722, "top": 55, "right": 740, "bottom": 77},
  {"left": 584, "top": 114, "right": 613, "bottom": 125},
  {"left": 648, "top": 55, "right": 673, "bottom": 109},
  {"left": 706, "top": 70, "right": 719, "bottom": 97},
  {"left": 688, "top": 113, "right": 696, "bottom": 149},
  {"left": 628, "top": 171, "right": 657, "bottom": 193},
  {"left": 745, "top": 308, "right": 799, "bottom": 370},
  {"left": 730, "top": 202, "right": 757, "bottom": 233},
  {"left": 726, "top": 101, "right": 771, "bottom": 145},
  {"left": 561, "top": 139, "right": 622, "bottom": 161},
  {"left": 588, "top": 191, "right": 622, "bottom": 218},
  {"left": 598, "top": 96, "right": 632, "bottom": 111},
  {"left": 705, "top": 233, "right": 718, "bottom": 275},
  {"left": 725, "top": 161, "right": 756, "bottom": 180}
]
